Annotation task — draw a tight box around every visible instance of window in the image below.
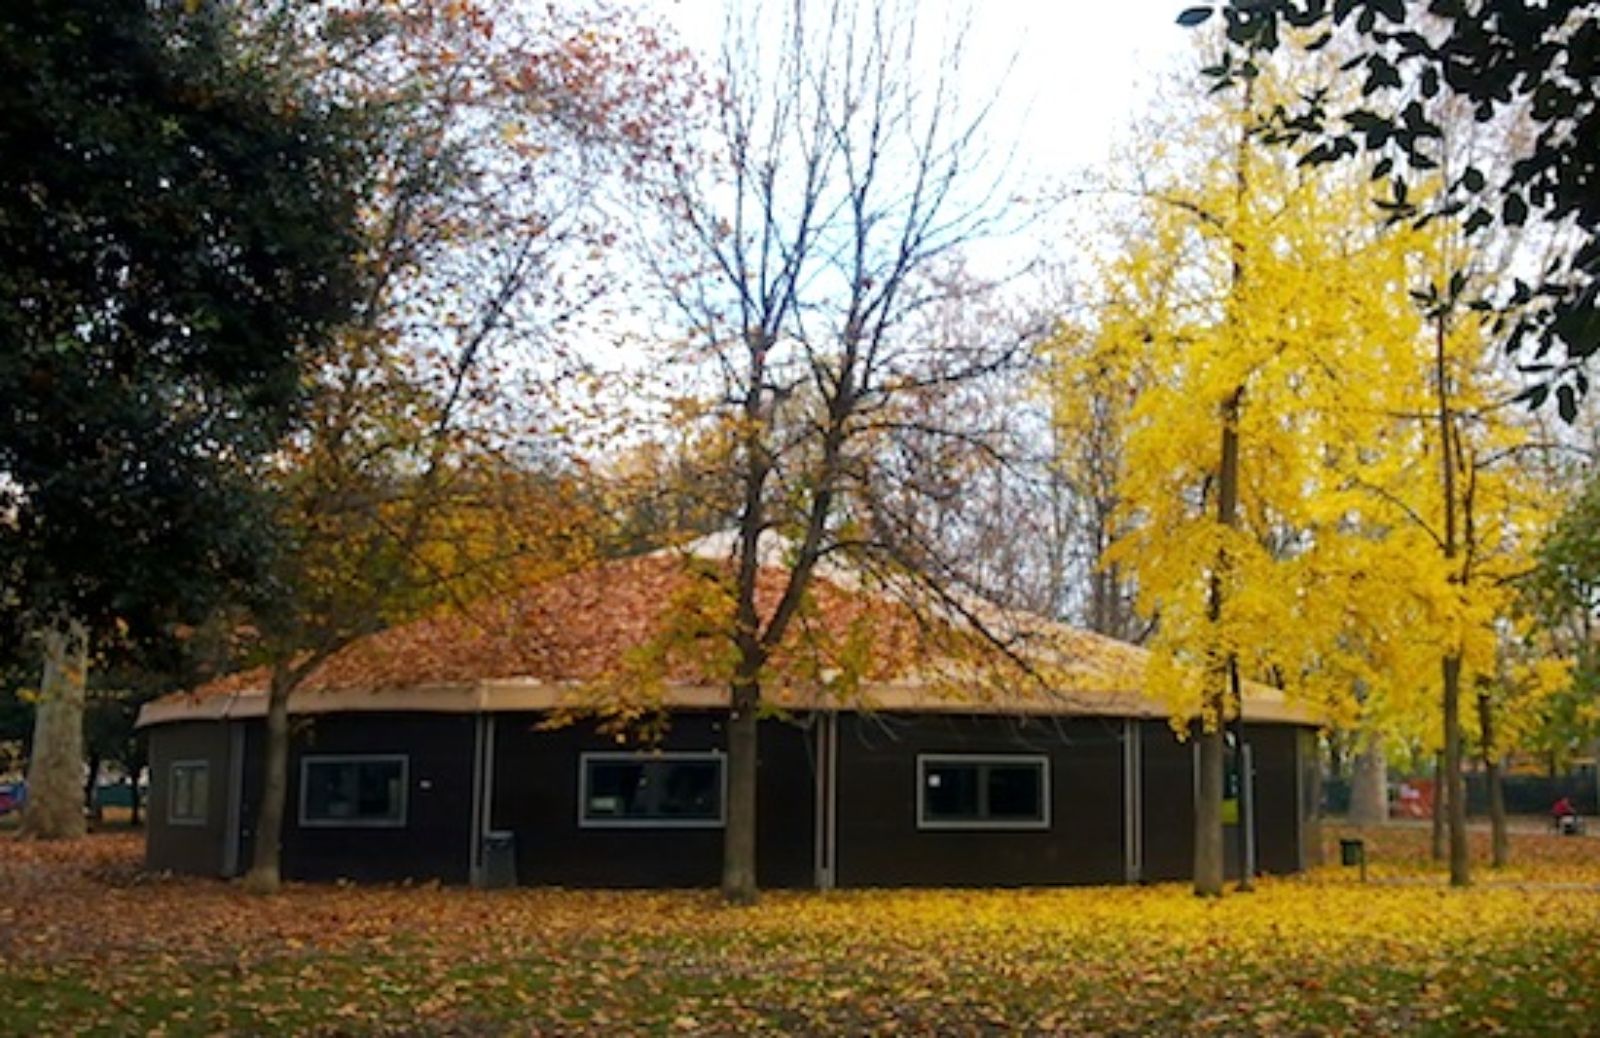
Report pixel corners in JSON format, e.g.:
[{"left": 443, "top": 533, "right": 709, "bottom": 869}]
[
  {"left": 299, "top": 755, "right": 408, "bottom": 828},
  {"left": 579, "top": 752, "right": 725, "bottom": 828},
  {"left": 168, "top": 761, "right": 209, "bottom": 825},
  {"left": 917, "top": 754, "right": 1049, "bottom": 830}
]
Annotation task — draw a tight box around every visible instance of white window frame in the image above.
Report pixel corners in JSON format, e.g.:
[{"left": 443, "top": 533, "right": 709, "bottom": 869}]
[
  {"left": 578, "top": 750, "right": 727, "bottom": 829},
  {"left": 168, "top": 759, "right": 210, "bottom": 827},
  {"left": 916, "top": 753, "right": 1051, "bottom": 831},
  {"left": 298, "top": 754, "right": 409, "bottom": 829}
]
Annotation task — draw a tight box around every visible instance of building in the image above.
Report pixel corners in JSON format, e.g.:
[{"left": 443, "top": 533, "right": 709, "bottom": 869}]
[{"left": 137, "top": 549, "right": 1321, "bottom": 888}]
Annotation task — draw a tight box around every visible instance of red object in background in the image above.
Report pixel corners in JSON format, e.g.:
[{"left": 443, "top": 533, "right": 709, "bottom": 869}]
[{"left": 1393, "top": 779, "right": 1435, "bottom": 819}]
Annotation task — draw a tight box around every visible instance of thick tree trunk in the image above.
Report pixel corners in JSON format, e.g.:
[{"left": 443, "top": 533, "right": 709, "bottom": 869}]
[
  {"left": 19, "top": 619, "right": 90, "bottom": 840},
  {"left": 1477, "top": 690, "right": 1507, "bottom": 868},
  {"left": 722, "top": 680, "right": 760, "bottom": 905},
  {"left": 1442, "top": 654, "right": 1470, "bottom": 886},
  {"left": 1195, "top": 717, "right": 1226, "bottom": 897},
  {"left": 242, "top": 661, "right": 294, "bottom": 894},
  {"left": 1348, "top": 740, "right": 1389, "bottom": 826}
]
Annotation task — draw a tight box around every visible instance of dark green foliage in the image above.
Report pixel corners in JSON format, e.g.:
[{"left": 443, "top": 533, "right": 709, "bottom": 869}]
[
  {"left": 1182, "top": 0, "right": 1600, "bottom": 411},
  {"left": 0, "top": 0, "right": 369, "bottom": 641},
  {"left": 1530, "top": 472, "right": 1600, "bottom": 629},
  {"left": 1525, "top": 471, "right": 1600, "bottom": 763}
]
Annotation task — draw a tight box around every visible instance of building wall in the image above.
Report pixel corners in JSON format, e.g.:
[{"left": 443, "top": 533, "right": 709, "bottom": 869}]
[
  {"left": 490, "top": 711, "right": 816, "bottom": 888},
  {"left": 234, "top": 712, "right": 477, "bottom": 884},
  {"left": 1250, "top": 724, "right": 1304, "bottom": 876},
  {"left": 144, "top": 708, "right": 1317, "bottom": 888},
  {"left": 1139, "top": 720, "right": 1196, "bottom": 882},
  {"left": 1138, "top": 720, "right": 1309, "bottom": 883},
  {"left": 145, "top": 720, "right": 234, "bottom": 876},
  {"left": 833, "top": 714, "right": 1127, "bottom": 887}
]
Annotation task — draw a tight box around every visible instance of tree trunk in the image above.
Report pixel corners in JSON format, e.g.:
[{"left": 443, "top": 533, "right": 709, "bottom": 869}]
[
  {"left": 19, "top": 619, "right": 90, "bottom": 840},
  {"left": 129, "top": 767, "right": 142, "bottom": 828},
  {"left": 83, "top": 751, "right": 102, "bottom": 826},
  {"left": 242, "top": 661, "right": 294, "bottom": 895},
  {"left": 1195, "top": 718, "right": 1225, "bottom": 897},
  {"left": 1477, "top": 690, "right": 1507, "bottom": 868},
  {"left": 1195, "top": 383, "right": 1242, "bottom": 898},
  {"left": 1348, "top": 740, "right": 1389, "bottom": 826},
  {"left": 1442, "top": 654, "right": 1470, "bottom": 886},
  {"left": 721, "top": 680, "right": 760, "bottom": 905}
]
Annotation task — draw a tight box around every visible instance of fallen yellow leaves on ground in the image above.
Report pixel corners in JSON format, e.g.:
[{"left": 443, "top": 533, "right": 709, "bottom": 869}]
[{"left": 2, "top": 825, "right": 1597, "bottom": 1035}]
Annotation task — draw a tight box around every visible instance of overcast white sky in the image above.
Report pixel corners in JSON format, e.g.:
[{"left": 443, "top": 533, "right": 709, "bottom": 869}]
[{"left": 655, "top": 0, "right": 1199, "bottom": 187}]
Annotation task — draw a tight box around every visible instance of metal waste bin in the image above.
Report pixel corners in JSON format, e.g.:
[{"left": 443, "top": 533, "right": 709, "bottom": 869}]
[
  {"left": 482, "top": 830, "right": 517, "bottom": 889},
  {"left": 1339, "top": 837, "right": 1367, "bottom": 881}
]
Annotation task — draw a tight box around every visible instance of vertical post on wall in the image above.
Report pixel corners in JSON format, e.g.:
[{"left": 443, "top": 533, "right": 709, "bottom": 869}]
[
  {"left": 814, "top": 711, "right": 838, "bottom": 890},
  {"left": 481, "top": 716, "right": 497, "bottom": 874},
  {"left": 1241, "top": 742, "right": 1256, "bottom": 881},
  {"left": 468, "top": 713, "right": 486, "bottom": 887},
  {"left": 813, "top": 714, "right": 826, "bottom": 889},
  {"left": 222, "top": 723, "right": 246, "bottom": 878},
  {"left": 1123, "top": 718, "right": 1143, "bottom": 884}
]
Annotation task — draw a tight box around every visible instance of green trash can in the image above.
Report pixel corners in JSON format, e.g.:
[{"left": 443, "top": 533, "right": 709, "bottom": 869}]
[{"left": 1339, "top": 838, "right": 1364, "bottom": 866}]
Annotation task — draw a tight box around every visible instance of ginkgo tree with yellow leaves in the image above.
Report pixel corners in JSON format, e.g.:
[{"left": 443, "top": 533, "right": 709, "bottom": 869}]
[
  {"left": 1350, "top": 255, "right": 1565, "bottom": 884},
  {"left": 1059, "top": 50, "right": 1562, "bottom": 895}
]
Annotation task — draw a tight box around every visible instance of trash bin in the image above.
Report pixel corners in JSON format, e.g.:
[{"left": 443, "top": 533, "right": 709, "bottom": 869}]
[
  {"left": 482, "top": 830, "right": 517, "bottom": 889},
  {"left": 1339, "top": 838, "right": 1364, "bottom": 866}
]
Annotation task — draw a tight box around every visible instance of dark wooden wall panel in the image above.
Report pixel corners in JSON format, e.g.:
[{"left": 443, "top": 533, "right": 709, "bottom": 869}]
[
  {"left": 1139, "top": 721, "right": 1195, "bottom": 883},
  {"left": 834, "top": 714, "right": 1126, "bottom": 887},
  {"left": 145, "top": 721, "right": 233, "bottom": 876},
  {"left": 235, "top": 712, "right": 476, "bottom": 884},
  {"left": 1248, "top": 724, "right": 1302, "bottom": 876},
  {"left": 490, "top": 712, "right": 816, "bottom": 888}
]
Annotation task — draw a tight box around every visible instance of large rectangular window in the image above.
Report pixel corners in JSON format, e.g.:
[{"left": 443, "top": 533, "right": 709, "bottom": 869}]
[
  {"left": 917, "top": 754, "right": 1050, "bottom": 830},
  {"left": 168, "top": 760, "right": 209, "bottom": 826},
  {"left": 299, "top": 755, "right": 408, "bottom": 828},
  {"left": 579, "top": 752, "right": 725, "bottom": 828}
]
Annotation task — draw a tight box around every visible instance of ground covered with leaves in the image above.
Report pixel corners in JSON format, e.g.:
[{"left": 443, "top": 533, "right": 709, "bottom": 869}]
[{"left": 2, "top": 826, "right": 1598, "bottom": 1035}]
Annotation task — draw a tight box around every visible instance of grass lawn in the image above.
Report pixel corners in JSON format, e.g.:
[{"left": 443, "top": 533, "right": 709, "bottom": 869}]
[{"left": 2, "top": 826, "right": 1598, "bottom": 1035}]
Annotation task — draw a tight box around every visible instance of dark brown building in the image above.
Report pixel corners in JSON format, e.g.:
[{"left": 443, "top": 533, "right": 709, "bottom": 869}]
[{"left": 138, "top": 552, "right": 1321, "bottom": 888}]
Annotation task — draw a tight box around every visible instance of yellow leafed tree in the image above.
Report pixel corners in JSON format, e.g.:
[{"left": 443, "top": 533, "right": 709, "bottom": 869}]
[
  {"left": 1074, "top": 59, "right": 1444, "bottom": 895},
  {"left": 1074, "top": 50, "right": 1564, "bottom": 892}
]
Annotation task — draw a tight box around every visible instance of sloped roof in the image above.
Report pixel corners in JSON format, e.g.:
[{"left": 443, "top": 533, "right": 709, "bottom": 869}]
[{"left": 137, "top": 545, "right": 1320, "bottom": 728}]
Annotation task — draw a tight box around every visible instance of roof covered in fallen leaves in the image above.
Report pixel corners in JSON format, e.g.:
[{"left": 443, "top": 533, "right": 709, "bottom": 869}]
[{"left": 138, "top": 547, "right": 1320, "bottom": 728}]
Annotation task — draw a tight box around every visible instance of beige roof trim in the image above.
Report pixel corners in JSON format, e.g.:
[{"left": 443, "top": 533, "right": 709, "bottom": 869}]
[{"left": 137, "top": 675, "right": 1321, "bottom": 729}]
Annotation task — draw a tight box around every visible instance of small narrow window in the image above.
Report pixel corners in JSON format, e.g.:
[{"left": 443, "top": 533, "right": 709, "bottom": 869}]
[
  {"left": 300, "top": 755, "right": 408, "bottom": 828},
  {"left": 917, "top": 755, "right": 1049, "bottom": 830},
  {"left": 579, "top": 752, "right": 725, "bottom": 828},
  {"left": 168, "top": 760, "right": 210, "bottom": 826}
]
